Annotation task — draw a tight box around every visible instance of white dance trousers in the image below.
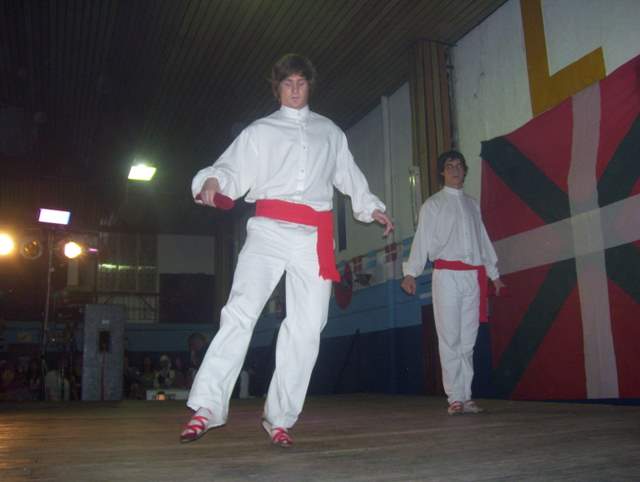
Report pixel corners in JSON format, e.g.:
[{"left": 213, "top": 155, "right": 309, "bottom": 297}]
[
  {"left": 432, "top": 269, "right": 480, "bottom": 404},
  {"left": 187, "top": 217, "right": 332, "bottom": 428}
]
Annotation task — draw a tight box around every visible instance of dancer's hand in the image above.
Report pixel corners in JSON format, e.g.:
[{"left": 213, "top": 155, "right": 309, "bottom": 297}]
[
  {"left": 492, "top": 278, "right": 506, "bottom": 296},
  {"left": 401, "top": 275, "right": 416, "bottom": 295},
  {"left": 196, "top": 178, "right": 221, "bottom": 207},
  {"left": 372, "top": 209, "right": 394, "bottom": 237}
]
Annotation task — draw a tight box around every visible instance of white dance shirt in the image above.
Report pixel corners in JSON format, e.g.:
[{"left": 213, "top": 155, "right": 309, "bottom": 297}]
[
  {"left": 192, "top": 105, "right": 385, "bottom": 223},
  {"left": 402, "top": 186, "right": 499, "bottom": 280}
]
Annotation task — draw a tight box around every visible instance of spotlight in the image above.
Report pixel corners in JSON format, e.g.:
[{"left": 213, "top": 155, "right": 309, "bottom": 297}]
[
  {"left": 128, "top": 162, "right": 156, "bottom": 181},
  {"left": 39, "top": 208, "right": 70, "bottom": 225},
  {"left": 20, "top": 238, "right": 43, "bottom": 260},
  {"left": 0, "top": 233, "right": 15, "bottom": 256},
  {"left": 63, "top": 241, "right": 83, "bottom": 259}
]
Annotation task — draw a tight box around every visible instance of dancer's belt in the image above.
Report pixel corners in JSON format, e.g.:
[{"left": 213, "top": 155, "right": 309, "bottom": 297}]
[
  {"left": 434, "top": 259, "right": 489, "bottom": 323},
  {"left": 255, "top": 199, "right": 340, "bottom": 282}
]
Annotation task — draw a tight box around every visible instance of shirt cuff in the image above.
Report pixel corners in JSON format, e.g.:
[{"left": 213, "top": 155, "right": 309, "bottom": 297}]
[
  {"left": 402, "top": 262, "right": 418, "bottom": 278},
  {"left": 191, "top": 168, "right": 230, "bottom": 199},
  {"left": 358, "top": 199, "right": 386, "bottom": 223}
]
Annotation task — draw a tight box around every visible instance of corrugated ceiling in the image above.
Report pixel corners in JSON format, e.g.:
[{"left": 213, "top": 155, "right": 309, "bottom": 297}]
[{"left": 0, "top": 0, "right": 506, "bottom": 234}]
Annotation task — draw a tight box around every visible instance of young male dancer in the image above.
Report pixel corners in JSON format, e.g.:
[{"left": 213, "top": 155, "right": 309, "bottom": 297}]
[
  {"left": 401, "top": 150, "right": 504, "bottom": 415},
  {"left": 181, "top": 54, "right": 393, "bottom": 446}
]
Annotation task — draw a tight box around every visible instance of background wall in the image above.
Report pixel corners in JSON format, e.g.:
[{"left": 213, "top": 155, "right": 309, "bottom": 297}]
[
  {"left": 157, "top": 234, "right": 216, "bottom": 323},
  {"left": 157, "top": 234, "right": 215, "bottom": 275},
  {"left": 337, "top": 82, "right": 414, "bottom": 262}
]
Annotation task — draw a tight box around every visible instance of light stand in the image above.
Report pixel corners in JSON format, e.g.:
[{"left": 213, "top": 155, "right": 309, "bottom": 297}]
[
  {"left": 38, "top": 208, "right": 71, "bottom": 399},
  {"left": 42, "top": 229, "right": 54, "bottom": 355}
]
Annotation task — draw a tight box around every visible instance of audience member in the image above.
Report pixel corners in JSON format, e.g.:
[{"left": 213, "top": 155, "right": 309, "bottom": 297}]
[
  {"left": 173, "top": 356, "right": 187, "bottom": 389},
  {"left": 69, "top": 356, "right": 82, "bottom": 400},
  {"left": 140, "top": 356, "right": 156, "bottom": 390},
  {"left": 123, "top": 354, "right": 143, "bottom": 399},
  {"left": 154, "top": 354, "right": 176, "bottom": 389},
  {"left": 187, "top": 333, "right": 207, "bottom": 387},
  {"left": 44, "top": 356, "right": 70, "bottom": 401},
  {"left": 27, "top": 357, "right": 43, "bottom": 400}
]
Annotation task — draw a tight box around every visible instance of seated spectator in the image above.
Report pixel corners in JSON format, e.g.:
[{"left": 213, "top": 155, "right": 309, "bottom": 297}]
[
  {"left": 123, "top": 354, "right": 145, "bottom": 399},
  {"left": 1, "top": 361, "right": 17, "bottom": 401},
  {"left": 1, "top": 361, "right": 32, "bottom": 401},
  {"left": 15, "top": 356, "right": 29, "bottom": 386},
  {"left": 173, "top": 356, "right": 187, "bottom": 389},
  {"left": 187, "top": 332, "right": 207, "bottom": 387},
  {"left": 153, "top": 354, "right": 176, "bottom": 389},
  {"left": 26, "top": 357, "right": 43, "bottom": 400},
  {"left": 140, "top": 356, "right": 155, "bottom": 390},
  {"left": 44, "top": 356, "right": 70, "bottom": 401},
  {"left": 69, "top": 356, "right": 82, "bottom": 401}
]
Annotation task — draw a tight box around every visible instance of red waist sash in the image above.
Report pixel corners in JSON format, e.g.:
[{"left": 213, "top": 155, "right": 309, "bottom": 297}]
[
  {"left": 434, "top": 259, "right": 489, "bottom": 323},
  {"left": 255, "top": 199, "right": 340, "bottom": 282}
]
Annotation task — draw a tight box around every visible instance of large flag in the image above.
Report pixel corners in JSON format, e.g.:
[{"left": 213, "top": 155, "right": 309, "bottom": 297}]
[{"left": 481, "top": 54, "right": 640, "bottom": 400}]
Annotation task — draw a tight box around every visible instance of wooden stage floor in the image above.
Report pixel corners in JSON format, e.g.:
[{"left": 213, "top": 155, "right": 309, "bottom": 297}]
[{"left": 1, "top": 395, "right": 639, "bottom": 481}]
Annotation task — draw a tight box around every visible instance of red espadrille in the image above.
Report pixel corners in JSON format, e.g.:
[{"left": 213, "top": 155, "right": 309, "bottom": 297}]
[
  {"left": 447, "top": 401, "right": 464, "bottom": 416},
  {"left": 180, "top": 413, "right": 211, "bottom": 443},
  {"left": 262, "top": 419, "right": 293, "bottom": 448}
]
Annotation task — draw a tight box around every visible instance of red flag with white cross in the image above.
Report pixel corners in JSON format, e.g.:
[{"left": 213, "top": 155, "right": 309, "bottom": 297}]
[{"left": 481, "top": 54, "right": 640, "bottom": 400}]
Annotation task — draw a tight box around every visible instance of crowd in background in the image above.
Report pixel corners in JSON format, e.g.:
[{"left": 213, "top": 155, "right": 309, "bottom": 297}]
[
  {"left": 0, "top": 354, "right": 80, "bottom": 401},
  {"left": 123, "top": 352, "right": 197, "bottom": 399},
  {"left": 0, "top": 351, "right": 201, "bottom": 401},
  {"left": 0, "top": 332, "right": 210, "bottom": 402}
]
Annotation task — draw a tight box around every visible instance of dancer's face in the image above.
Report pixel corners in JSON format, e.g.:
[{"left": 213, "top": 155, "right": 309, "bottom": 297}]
[
  {"left": 279, "top": 73, "right": 309, "bottom": 110},
  {"left": 442, "top": 158, "right": 466, "bottom": 189}
]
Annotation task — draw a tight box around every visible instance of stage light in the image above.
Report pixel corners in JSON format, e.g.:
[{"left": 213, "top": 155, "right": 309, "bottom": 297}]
[
  {"left": 39, "top": 208, "right": 70, "bottom": 225},
  {"left": 63, "top": 241, "right": 83, "bottom": 259},
  {"left": 0, "top": 233, "right": 15, "bottom": 256},
  {"left": 128, "top": 162, "right": 156, "bottom": 181},
  {"left": 20, "top": 238, "right": 43, "bottom": 260}
]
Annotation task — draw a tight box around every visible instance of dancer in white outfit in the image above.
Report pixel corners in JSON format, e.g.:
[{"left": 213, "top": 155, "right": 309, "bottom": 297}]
[
  {"left": 180, "top": 54, "right": 394, "bottom": 446},
  {"left": 401, "top": 151, "right": 504, "bottom": 415}
]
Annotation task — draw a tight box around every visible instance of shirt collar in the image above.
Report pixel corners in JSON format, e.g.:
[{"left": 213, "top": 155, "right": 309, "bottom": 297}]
[
  {"left": 443, "top": 185, "right": 464, "bottom": 196},
  {"left": 279, "top": 104, "right": 310, "bottom": 122}
]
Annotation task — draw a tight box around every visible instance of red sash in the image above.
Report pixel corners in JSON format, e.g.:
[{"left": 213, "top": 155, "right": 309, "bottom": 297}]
[
  {"left": 255, "top": 199, "right": 340, "bottom": 282},
  {"left": 434, "top": 259, "right": 489, "bottom": 323}
]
